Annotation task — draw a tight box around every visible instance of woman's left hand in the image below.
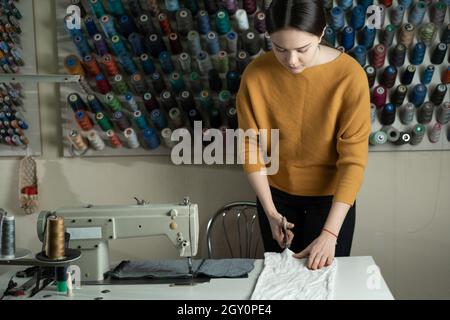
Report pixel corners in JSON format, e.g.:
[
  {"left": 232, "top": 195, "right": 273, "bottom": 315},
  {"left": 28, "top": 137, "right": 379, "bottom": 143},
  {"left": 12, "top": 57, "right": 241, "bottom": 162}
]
[{"left": 292, "top": 232, "right": 337, "bottom": 270}]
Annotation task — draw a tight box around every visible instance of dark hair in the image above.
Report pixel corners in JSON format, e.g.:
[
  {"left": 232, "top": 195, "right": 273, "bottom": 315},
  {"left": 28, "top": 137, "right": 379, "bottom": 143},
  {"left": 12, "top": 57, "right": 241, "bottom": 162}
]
[{"left": 266, "top": 0, "right": 327, "bottom": 38}]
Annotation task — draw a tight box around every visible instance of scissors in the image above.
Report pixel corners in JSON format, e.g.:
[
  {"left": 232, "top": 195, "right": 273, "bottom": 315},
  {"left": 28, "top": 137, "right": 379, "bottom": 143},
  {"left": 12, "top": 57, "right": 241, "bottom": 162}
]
[{"left": 282, "top": 216, "right": 290, "bottom": 249}]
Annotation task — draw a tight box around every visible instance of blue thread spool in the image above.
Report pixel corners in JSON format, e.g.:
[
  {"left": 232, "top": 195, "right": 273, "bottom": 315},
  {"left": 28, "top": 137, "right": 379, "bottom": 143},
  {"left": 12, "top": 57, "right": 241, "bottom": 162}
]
[
  {"left": 143, "top": 128, "right": 160, "bottom": 150},
  {"left": 361, "top": 26, "right": 376, "bottom": 49},
  {"left": 185, "top": 0, "right": 200, "bottom": 16},
  {"left": 399, "top": 0, "right": 413, "bottom": 9},
  {"left": 352, "top": 45, "right": 367, "bottom": 66},
  {"left": 330, "top": 7, "right": 345, "bottom": 31},
  {"left": 159, "top": 51, "right": 174, "bottom": 74},
  {"left": 140, "top": 54, "right": 155, "bottom": 75},
  {"left": 338, "top": 0, "right": 353, "bottom": 12},
  {"left": 391, "top": 5, "right": 406, "bottom": 27},
  {"left": 421, "top": 65, "right": 435, "bottom": 85},
  {"left": 148, "top": 34, "right": 167, "bottom": 58},
  {"left": 226, "top": 71, "right": 240, "bottom": 94},
  {"left": 88, "top": 0, "right": 106, "bottom": 18},
  {"left": 165, "top": 0, "right": 180, "bottom": 12},
  {"left": 411, "top": 42, "right": 426, "bottom": 65},
  {"left": 108, "top": 0, "right": 125, "bottom": 16},
  {"left": 150, "top": 109, "right": 167, "bottom": 130},
  {"left": 100, "top": 15, "right": 117, "bottom": 38},
  {"left": 216, "top": 10, "right": 231, "bottom": 35},
  {"left": 323, "top": 27, "right": 336, "bottom": 46},
  {"left": 401, "top": 65, "right": 416, "bottom": 85},
  {"left": 73, "top": 35, "right": 91, "bottom": 57},
  {"left": 410, "top": 84, "right": 427, "bottom": 107},
  {"left": 342, "top": 26, "right": 355, "bottom": 51},
  {"left": 350, "top": 5, "right": 365, "bottom": 31},
  {"left": 442, "top": 25, "right": 450, "bottom": 44},
  {"left": 111, "top": 35, "right": 127, "bottom": 56},
  {"left": 197, "top": 10, "right": 211, "bottom": 34},
  {"left": 381, "top": 65, "right": 397, "bottom": 88},
  {"left": 133, "top": 110, "right": 149, "bottom": 130},
  {"left": 67, "top": 93, "right": 87, "bottom": 112},
  {"left": 357, "top": 0, "right": 373, "bottom": 11},
  {"left": 381, "top": 103, "right": 396, "bottom": 125},
  {"left": 408, "top": 1, "right": 427, "bottom": 25},
  {"left": 84, "top": 15, "right": 99, "bottom": 37},
  {"left": 92, "top": 34, "right": 108, "bottom": 56},
  {"left": 18, "top": 120, "right": 28, "bottom": 130},
  {"left": 128, "top": 33, "right": 143, "bottom": 56},
  {"left": 206, "top": 31, "right": 221, "bottom": 55},
  {"left": 119, "top": 15, "right": 136, "bottom": 38},
  {"left": 87, "top": 94, "right": 104, "bottom": 113},
  {"left": 119, "top": 53, "right": 138, "bottom": 74}
]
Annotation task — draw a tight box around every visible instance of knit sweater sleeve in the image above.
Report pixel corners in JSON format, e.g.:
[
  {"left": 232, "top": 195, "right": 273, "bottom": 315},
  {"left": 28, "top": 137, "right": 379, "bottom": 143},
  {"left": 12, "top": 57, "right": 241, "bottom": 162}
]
[
  {"left": 333, "top": 68, "right": 372, "bottom": 206},
  {"left": 236, "top": 73, "right": 266, "bottom": 174}
]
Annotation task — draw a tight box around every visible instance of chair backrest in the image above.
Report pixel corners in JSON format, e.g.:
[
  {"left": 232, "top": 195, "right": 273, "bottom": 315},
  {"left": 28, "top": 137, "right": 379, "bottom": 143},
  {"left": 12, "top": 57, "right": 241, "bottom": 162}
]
[{"left": 206, "top": 201, "right": 264, "bottom": 259}]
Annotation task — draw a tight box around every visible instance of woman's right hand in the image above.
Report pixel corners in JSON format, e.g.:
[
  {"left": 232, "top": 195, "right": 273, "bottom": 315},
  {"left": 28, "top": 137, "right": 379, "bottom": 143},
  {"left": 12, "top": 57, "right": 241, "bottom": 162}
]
[{"left": 267, "top": 212, "right": 295, "bottom": 249}]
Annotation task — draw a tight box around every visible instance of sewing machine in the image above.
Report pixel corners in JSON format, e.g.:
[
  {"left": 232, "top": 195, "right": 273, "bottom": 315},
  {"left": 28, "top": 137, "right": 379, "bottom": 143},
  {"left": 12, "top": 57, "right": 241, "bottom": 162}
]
[{"left": 36, "top": 197, "right": 199, "bottom": 283}]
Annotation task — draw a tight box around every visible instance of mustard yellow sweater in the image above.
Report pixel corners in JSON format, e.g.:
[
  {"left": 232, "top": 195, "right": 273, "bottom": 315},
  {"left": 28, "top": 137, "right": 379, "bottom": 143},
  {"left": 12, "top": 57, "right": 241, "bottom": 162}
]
[{"left": 236, "top": 51, "right": 371, "bottom": 206}]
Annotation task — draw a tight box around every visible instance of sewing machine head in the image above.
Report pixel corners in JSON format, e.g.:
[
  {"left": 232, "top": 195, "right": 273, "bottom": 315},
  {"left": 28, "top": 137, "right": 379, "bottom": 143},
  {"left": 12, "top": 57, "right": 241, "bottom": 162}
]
[{"left": 36, "top": 197, "right": 199, "bottom": 283}]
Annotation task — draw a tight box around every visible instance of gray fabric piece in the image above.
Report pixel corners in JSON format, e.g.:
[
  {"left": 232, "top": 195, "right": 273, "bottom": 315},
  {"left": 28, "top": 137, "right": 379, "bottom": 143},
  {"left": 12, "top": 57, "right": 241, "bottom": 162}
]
[{"left": 109, "top": 259, "right": 255, "bottom": 279}]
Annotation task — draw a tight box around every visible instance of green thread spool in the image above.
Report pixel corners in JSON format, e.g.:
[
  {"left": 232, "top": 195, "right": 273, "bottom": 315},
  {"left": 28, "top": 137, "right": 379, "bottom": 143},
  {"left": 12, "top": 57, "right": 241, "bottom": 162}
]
[
  {"left": 189, "top": 72, "right": 202, "bottom": 94},
  {"left": 216, "top": 10, "right": 231, "bottom": 35},
  {"left": 112, "top": 74, "right": 129, "bottom": 95},
  {"left": 57, "top": 280, "right": 67, "bottom": 293},
  {"left": 95, "top": 112, "right": 113, "bottom": 131},
  {"left": 218, "top": 90, "right": 232, "bottom": 109},
  {"left": 419, "top": 22, "right": 438, "bottom": 46},
  {"left": 105, "top": 93, "right": 122, "bottom": 112},
  {"left": 217, "top": 51, "right": 229, "bottom": 74},
  {"left": 410, "top": 124, "right": 426, "bottom": 145},
  {"left": 199, "top": 90, "right": 213, "bottom": 111},
  {"left": 369, "top": 131, "right": 388, "bottom": 145},
  {"left": 169, "top": 72, "right": 186, "bottom": 93}
]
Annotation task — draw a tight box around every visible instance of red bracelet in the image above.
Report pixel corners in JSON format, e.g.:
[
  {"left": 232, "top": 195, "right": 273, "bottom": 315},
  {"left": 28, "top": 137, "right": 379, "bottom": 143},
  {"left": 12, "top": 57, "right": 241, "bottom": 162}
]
[{"left": 322, "top": 228, "right": 338, "bottom": 238}]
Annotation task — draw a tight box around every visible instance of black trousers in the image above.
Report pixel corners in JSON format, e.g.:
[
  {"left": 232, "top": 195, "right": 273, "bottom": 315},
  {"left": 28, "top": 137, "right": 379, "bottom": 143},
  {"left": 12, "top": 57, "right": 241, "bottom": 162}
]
[{"left": 256, "top": 187, "right": 356, "bottom": 256}]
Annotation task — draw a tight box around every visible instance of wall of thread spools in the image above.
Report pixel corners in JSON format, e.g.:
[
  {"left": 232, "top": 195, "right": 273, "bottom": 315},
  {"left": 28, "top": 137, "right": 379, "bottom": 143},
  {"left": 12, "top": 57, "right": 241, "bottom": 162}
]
[
  {"left": 57, "top": 0, "right": 272, "bottom": 157},
  {"left": 324, "top": 0, "right": 449, "bottom": 151},
  {"left": 0, "top": 0, "right": 41, "bottom": 157},
  {"left": 57, "top": 0, "right": 449, "bottom": 157}
]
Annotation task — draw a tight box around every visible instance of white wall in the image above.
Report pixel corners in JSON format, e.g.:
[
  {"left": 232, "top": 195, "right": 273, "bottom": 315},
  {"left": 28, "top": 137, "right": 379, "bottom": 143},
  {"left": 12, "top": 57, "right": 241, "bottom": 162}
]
[{"left": 0, "top": 0, "right": 449, "bottom": 299}]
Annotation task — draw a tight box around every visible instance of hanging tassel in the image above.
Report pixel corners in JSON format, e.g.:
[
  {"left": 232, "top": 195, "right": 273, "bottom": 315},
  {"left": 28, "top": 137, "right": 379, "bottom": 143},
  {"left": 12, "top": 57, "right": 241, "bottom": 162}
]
[{"left": 19, "top": 150, "right": 38, "bottom": 215}]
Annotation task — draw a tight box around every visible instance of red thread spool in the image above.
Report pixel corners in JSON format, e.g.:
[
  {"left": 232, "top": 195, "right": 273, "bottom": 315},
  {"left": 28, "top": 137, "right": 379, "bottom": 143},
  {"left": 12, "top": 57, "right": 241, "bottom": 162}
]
[
  {"left": 443, "top": 66, "right": 450, "bottom": 84},
  {"left": 372, "top": 85, "right": 388, "bottom": 109},
  {"left": 143, "top": 92, "right": 159, "bottom": 112},
  {"left": 83, "top": 54, "right": 101, "bottom": 76},
  {"left": 371, "top": 44, "right": 387, "bottom": 69},
  {"left": 102, "top": 54, "right": 120, "bottom": 76},
  {"left": 381, "top": 0, "right": 393, "bottom": 8},
  {"left": 95, "top": 74, "right": 112, "bottom": 94},
  {"left": 107, "top": 130, "right": 122, "bottom": 148},
  {"left": 158, "top": 13, "right": 171, "bottom": 36},
  {"left": 75, "top": 110, "right": 94, "bottom": 131}
]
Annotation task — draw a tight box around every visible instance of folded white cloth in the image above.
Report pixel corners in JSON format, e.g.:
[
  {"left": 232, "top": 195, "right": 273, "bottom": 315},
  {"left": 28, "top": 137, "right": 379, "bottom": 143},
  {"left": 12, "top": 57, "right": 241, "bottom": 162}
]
[{"left": 251, "top": 249, "right": 338, "bottom": 300}]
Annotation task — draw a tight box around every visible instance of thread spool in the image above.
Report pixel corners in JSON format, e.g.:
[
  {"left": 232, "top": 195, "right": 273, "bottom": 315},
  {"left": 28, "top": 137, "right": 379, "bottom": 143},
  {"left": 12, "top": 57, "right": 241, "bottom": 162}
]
[
  {"left": 206, "top": 31, "right": 220, "bottom": 55},
  {"left": 254, "top": 11, "right": 266, "bottom": 33},
  {"left": 159, "top": 51, "right": 175, "bottom": 74},
  {"left": 64, "top": 55, "right": 85, "bottom": 76},
  {"left": 436, "top": 103, "right": 450, "bottom": 125},
  {"left": 148, "top": 33, "right": 167, "bottom": 58},
  {"left": 417, "top": 102, "right": 434, "bottom": 125},
  {"left": 197, "top": 10, "right": 211, "bottom": 34},
  {"left": 169, "top": 32, "right": 183, "bottom": 55},
  {"left": 371, "top": 44, "right": 386, "bottom": 68},
  {"left": 209, "top": 69, "right": 222, "bottom": 92},
  {"left": 381, "top": 103, "right": 396, "bottom": 125},
  {"left": 87, "top": 95, "right": 104, "bottom": 114},
  {"left": 68, "top": 129, "right": 88, "bottom": 152},
  {"left": 112, "top": 74, "right": 129, "bottom": 95},
  {"left": 67, "top": 93, "right": 87, "bottom": 112},
  {"left": 391, "top": 85, "right": 408, "bottom": 106},
  {"left": 419, "top": 23, "right": 438, "bottom": 46},
  {"left": 342, "top": 26, "right": 355, "bottom": 51},
  {"left": 178, "top": 53, "right": 192, "bottom": 74},
  {"left": 410, "top": 124, "right": 426, "bottom": 145},
  {"left": 151, "top": 72, "right": 166, "bottom": 93},
  {"left": 130, "top": 73, "right": 147, "bottom": 94},
  {"left": 75, "top": 110, "right": 94, "bottom": 131},
  {"left": 411, "top": 42, "right": 426, "bottom": 65},
  {"left": 137, "top": 14, "right": 155, "bottom": 35},
  {"left": 124, "top": 128, "right": 140, "bottom": 148},
  {"left": 370, "top": 104, "right": 376, "bottom": 124},
  {"left": 150, "top": 109, "right": 168, "bottom": 130},
  {"left": 169, "top": 107, "right": 184, "bottom": 128},
  {"left": 364, "top": 65, "right": 376, "bottom": 88},
  {"left": 143, "top": 92, "right": 159, "bottom": 112},
  {"left": 382, "top": 126, "right": 400, "bottom": 142},
  {"left": 179, "top": 90, "right": 196, "bottom": 112},
  {"left": 226, "top": 107, "right": 237, "bottom": 129},
  {"left": 45, "top": 216, "right": 65, "bottom": 260},
  {"left": 361, "top": 26, "right": 376, "bottom": 49},
  {"left": 369, "top": 131, "right": 388, "bottom": 145},
  {"left": 119, "top": 15, "right": 137, "bottom": 38},
  {"left": 372, "top": 85, "right": 387, "bottom": 109},
  {"left": 106, "top": 129, "right": 122, "bottom": 148},
  {"left": 351, "top": 45, "right": 366, "bottom": 66},
  {"left": 105, "top": 93, "right": 122, "bottom": 112},
  {"left": 398, "top": 23, "right": 415, "bottom": 48},
  {"left": 430, "top": 43, "right": 447, "bottom": 65},
  {"left": 102, "top": 54, "right": 120, "bottom": 76},
  {"left": 395, "top": 132, "right": 411, "bottom": 145},
  {"left": 86, "top": 130, "right": 105, "bottom": 150},
  {"left": 143, "top": 128, "right": 160, "bottom": 149},
  {"left": 176, "top": 8, "right": 193, "bottom": 36},
  {"left": 401, "top": 65, "right": 416, "bottom": 85},
  {"left": 216, "top": 10, "right": 231, "bottom": 35},
  {"left": 391, "top": 5, "right": 405, "bottom": 27},
  {"left": 430, "top": 1, "right": 447, "bottom": 25},
  {"left": 408, "top": 1, "right": 427, "bottom": 25},
  {"left": 381, "top": 65, "right": 397, "bottom": 88},
  {"left": 429, "top": 123, "right": 442, "bottom": 143},
  {"left": 133, "top": 110, "right": 149, "bottom": 130},
  {"left": 390, "top": 44, "right": 407, "bottom": 67},
  {"left": 187, "top": 31, "right": 202, "bottom": 57},
  {"left": 431, "top": 84, "right": 448, "bottom": 106},
  {"left": 381, "top": 24, "right": 396, "bottom": 47},
  {"left": 95, "top": 112, "right": 113, "bottom": 131},
  {"left": 160, "top": 90, "right": 177, "bottom": 112},
  {"left": 236, "top": 9, "right": 249, "bottom": 32},
  {"left": 330, "top": 6, "right": 345, "bottom": 31},
  {"left": 128, "top": 33, "right": 144, "bottom": 56},
  {"left": 113, "top": 111, "right": 131, "bottom": 131},
  {"left": 197, "top": 51, "right": 213, "bottom": 75},
  {"left": 243, "top": 30, "right": 261, "bottom": 56},
  {"left": 125, "top": 93, "right": 139, "bottom": 111},
  {"left": 410, "top": 84, "right": 427, "bottom": 107},
  {"left": 421, "top": 65, "right": 435, "bottom": 85},
  {"left": 93, "top": 33, "right": 109, "bottom": 56},
  {"left": 0, "top": 214, "right": 15, "bottom": 258}
]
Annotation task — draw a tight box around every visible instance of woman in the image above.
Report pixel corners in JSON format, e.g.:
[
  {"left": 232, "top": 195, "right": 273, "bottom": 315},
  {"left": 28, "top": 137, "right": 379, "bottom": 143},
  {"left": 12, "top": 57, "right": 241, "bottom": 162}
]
[{"left": 236, "top": 0, "right": 371, "bottom": 270}]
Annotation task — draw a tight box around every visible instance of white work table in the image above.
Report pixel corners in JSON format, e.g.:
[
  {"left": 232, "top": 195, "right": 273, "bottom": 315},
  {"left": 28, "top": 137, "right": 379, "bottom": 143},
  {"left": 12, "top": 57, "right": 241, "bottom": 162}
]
[{"left": 0, "top": 256, "right": 394, "bottom": 300}]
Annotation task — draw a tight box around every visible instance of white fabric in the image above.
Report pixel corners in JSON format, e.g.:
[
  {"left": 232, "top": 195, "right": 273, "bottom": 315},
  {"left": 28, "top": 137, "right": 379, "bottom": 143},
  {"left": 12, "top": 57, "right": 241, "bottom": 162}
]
[{"left": 251, "top": 249, "right": 338, "bottom": 300}]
